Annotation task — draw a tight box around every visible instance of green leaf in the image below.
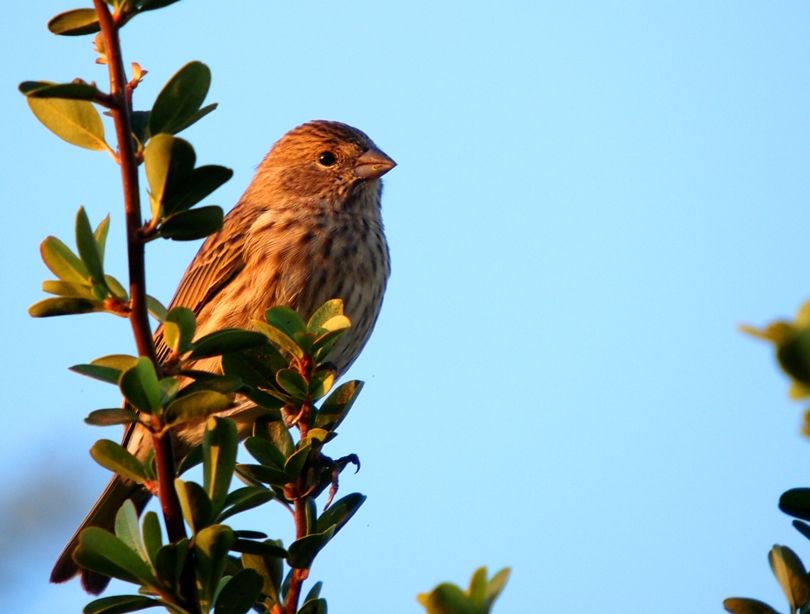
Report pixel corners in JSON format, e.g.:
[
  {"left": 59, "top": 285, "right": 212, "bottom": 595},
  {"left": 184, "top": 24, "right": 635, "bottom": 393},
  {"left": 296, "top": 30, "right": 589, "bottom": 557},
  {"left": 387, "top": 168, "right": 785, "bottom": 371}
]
[
  {"left": 284, "top": 443, "right": 312, "bottom": 481},
  {"left": 147, "top": 295, "right": 168, "bottom": 322},
  {"left": 105, "top": 275, "right": 128, "bottom": 300},
  {"left": 190, "top": 329, "right": 267, "bottom": 360},
  {"left": 175, "top": 479, "right": 212, "bottom": 533},
  {"left": 139, "top": 0, "right": 183, "bottom": 12},
  {"left": 483, "top": 567, "right": 511, "bottom": 610},
  {"left": 76, "top": 207, "right": 104, "bottom": 281},
  {"left": 42, "top": 280, "right": 94, "bottom": 299},
  {"left": 90, "top": 439, "right": 149, "bottom": 484},
  {"left": 164, "top": 164, "right": 233, "bottom": 216},
  {"left": 28, "top": 97, "right": 106, "bottom": 150},
  {"left": 20, "top": 80, "right": 99, "bottom": 100},
  {"left": 276, "top": 369, "right": 308, "bottom": 400},
  {"left": 72, "top": 354, "right": 139, "bottom": 384},
  {"left": 304, "top": 581, "right": 323, "bottom": 602},
  {"left": 266, "top": 307, "right": 306, "bottom": 340},
  {"left": 241, "top": 542, "right": 284, "bottom": 604},
  {"left": 149, "top": 62, "right": 212, "bottom": 136},
  {"left": 154, "top": 540, "right": 189, "bottom": 589},
  {"left": 768, "top": 545, "right": 810, "bottom": 612},
  {"left": 222, "top": 346, "right": 287, "bottom": 388},
  {"left": 115, "top": 501, "right": 149, "bottom": 563},
  {"left": 254, "top": 417, "right": 294, "bottom": 459},
  {"left": 722, "top": 597, "right": 780, "bottom": 614},
  {"left": 253, "top": 320, "right": 304, "bottom": 359},
  {"left": 235, "top": 464, "right": 289, "bottom": 488},
  {"left": 244, "top": 437, "right": 286, "bottom": 470},
  {"left": 316, "top": 493, "right": 366, "bottom": 534},
  {"left": 314, "top": 380, "right": 363, "bottom": 432},
  {"left": 417, "top": 583, "right": 476, "bottom": 614},
  {"left": 309, "top": 368, "right": 335, "bottom": 401},
  {"left": 218, "top": 487, "right": 275, "bottom": 522},
  {"left": 306, "top": 299, "right": 345, "bottom": 331},
  {"left": 48, "top": 9, "right": 100, "bottom": 36},
  {"left": 95, "top": 214, "right": 111, "bottom": 265},
  {"left": 213, "top": 568, "right": 263, "bottom": 614},
  {"left": 194, "top": 525, "right": 236, "bottom": 608},
  {"left": 159, "top": 206, "right": 223, "bottom": 241},
  {"left": 165, "top": 390, "right": 232, "bottom": 426},
  {"left": 780, "top": 488, "right": 810, "bottom": 521},
  {"left": 287, "top": 527, "right": 335, "bottom": 569},
  {"left": 41, "top": 235, "right": 89, "bottom": 283},
  {"left": 74, "top": 527, "right": 156, "bottom": 586},
  {"left": 29, "top": 296, "right": 101, "bottom": 317},
  {"left": 141, "top": 511, "right": 162, "bottom": 565},
  {"left": 298, "top": 598, "right": 327, "bottom": 614},
  {"left": 83, "top": 594, "right": 161, "bottom": 614},
  {"left": 85, "top": 408, "right": 139, "bottom": 426},
  {"left": 144, "top": 134, "right": 195, "bottom": 217},
  {"left": 120, "top": 357, "right": 162, "bottom": 413},
  {"left": 203, "top": 417, "right": 238, "bottom": 513}
]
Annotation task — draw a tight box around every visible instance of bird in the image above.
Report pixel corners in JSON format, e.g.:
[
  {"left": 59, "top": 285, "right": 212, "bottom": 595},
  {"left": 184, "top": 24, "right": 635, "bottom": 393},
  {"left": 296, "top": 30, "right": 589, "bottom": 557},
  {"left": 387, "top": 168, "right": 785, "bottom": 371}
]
[{"left": 50, "top": 120, "right": 395, "bottom": 594}]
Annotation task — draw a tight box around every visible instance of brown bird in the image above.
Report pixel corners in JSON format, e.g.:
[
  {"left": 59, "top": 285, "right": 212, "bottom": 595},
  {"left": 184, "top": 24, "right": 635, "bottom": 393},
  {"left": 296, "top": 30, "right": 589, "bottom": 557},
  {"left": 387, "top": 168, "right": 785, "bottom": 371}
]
[{"left": 50, "top": 120, "right": 395, "bottom": 593}]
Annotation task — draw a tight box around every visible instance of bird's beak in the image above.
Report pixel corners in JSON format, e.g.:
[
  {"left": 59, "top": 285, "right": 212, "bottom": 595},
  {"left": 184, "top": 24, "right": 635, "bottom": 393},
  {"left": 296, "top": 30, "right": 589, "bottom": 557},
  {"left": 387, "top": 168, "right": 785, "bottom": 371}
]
[{"left": 354, "top": 146, "right": 397, "bottom": 180}]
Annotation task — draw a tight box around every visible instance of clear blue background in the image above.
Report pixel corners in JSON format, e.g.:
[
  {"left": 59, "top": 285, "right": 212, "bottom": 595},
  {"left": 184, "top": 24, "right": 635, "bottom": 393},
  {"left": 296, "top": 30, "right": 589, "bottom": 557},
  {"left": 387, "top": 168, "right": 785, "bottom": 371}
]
[{"left": 2, "top": 2, "right": 810, "bottom": 612}]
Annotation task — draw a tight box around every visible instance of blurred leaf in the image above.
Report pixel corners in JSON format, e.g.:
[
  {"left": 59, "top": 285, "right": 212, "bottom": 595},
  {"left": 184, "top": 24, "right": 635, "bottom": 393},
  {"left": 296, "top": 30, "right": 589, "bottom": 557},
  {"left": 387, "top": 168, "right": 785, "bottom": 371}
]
[
  {"left": 141, "top": 511, "right": 162, "bottom": 565},
  {"left": 266, "top": 307, "right": 306, "bottom": 340},
  {"left": 94, "top": 214, "right": 110, "bottom": 261},
  {"left": 793, "top": 519, "right": 810, "bottom": 542},
  {"left": 72, "top": 354, "right": 138, "bottom": 384},
  {"left": 190, "top": 329, "right": 267, "bottom": 360},
  {"left": 314, "top": 380, "right": 363, "bottom": 432},
  {"left": 175, "top": 479, "right": 212, "bottom": 533},
  {"left": 284, "top": 443, "right": 312, "bottom": 481},
  {"left": 778, "top": 328, "right": 810, "bottom": 386},
  {"left": 194, "top": 525, "right": 236, "bottom": 608},
  {"left": 298, "top": 599, "right": 327, "bottom": 614},
  {"left": 287, "top": 527, "right": 335, "bottom": 569},
  {"left": 28, "top": 97, "right": 106, "bottom": 150},
  {"left": 769, "top": 545, "right": 810, "bottom": 611},
  {"left": 235, "top": 464, "right": 289, "bottom": 488},
  {"left": 307, "top": 299, "right": 345, "bottom": 331},
  {"left": 90, "top": 439, "right": 149, "bottom": 484},
  {"left": 309, "top": 368, "right": 335, "bottom": 400},
  {"left": 83, "top": 594, "right": 161, "bottom": 614},
  {"left": 244, "top": 437, "right": 286, "bottom": 470},
  {"left": 275, "top": 369, "right": 308, "bottom": 400},
  {"left": 254, "top": 417, "right": 294, "bottom": 459},
  {"left": 29, "top": 296, "right": 101, "bottom": 317},
  {"left": 204, "top": 417, "right": 238, "bottom": 513},
  {"left": 149, "top": 61, "right": 211, "bottom": 136},
  {"left": 213, "top": 568, "right": 263, "bottom": 614},
  {"left": 20, "top": 80, "right": 99, "bottom": 100},
  {"left": 723, "top": 597, "right": 780, "bottom": 614},
  {"left": 41, "top": 235, "right": 89, "bottom": 283},
  {"left": 48, "top": 8, "right": 100, "bottom": 36},
  {"left": 76, "top": 207, "right": 104, "bottom": 281},
  {"left": 222, "top": 345, "right": 287, "bottom": 387},
  {"left": 139, "top": 0, "right": 183, "bottom": 11},
  {"left": 165, "top": 390, "right": 232, "bottom": 426},
  {"left": 242, "top": 541, "right": 284, "bottom": 604},
  {"left": 147, "top": 295, "right": 168, "bottom": 322},
  {"left": 779, "top": 488, "right": 810, "bottom": 521},
  {"left": 316, "top": 493, "right": 365, "bottom": 534},
  {"left": 154, "top": 540, "right": 189, "bottom": 588},
  {"left": 120, "top": 357, "right": 162, "bottom": 413},
  {"left": 417, "top": 583, "right": 475, "bottom": 614},
  {"left": 304, "top": 581, "right": 323, "bottom": 603},
  {"left": 42, "top": 280, "right": 94, "bottom": 298},
  {"left": 85, "top": 408, "right": 139, "bottom": 426},
  {"left": 115, "top": 501, "right": 149, "bottom": 563},
  {"left": 105, "top": 275, "right": 128, "bottom": 300},
  {"left": 74, "top": 527, "right": 156, "bottom": 586},
  {"left": 219, "top": 486, "right": 274, "bottom": 522},
  {"left": 159, "top": 206, "right": 223, "bottom": 241},
  {"left": 163, "top": 307, "right": 196, "bottom": 353},
  {"left": 253, "top": 320, "right": 304, "bottom": 359}
]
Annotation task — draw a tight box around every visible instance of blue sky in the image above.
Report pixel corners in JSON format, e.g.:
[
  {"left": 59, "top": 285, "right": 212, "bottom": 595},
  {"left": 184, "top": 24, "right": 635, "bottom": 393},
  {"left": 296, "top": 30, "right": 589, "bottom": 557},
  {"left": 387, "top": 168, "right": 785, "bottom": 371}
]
[{"left": 3, "top": 1, "right": 810, "bottom": 612}]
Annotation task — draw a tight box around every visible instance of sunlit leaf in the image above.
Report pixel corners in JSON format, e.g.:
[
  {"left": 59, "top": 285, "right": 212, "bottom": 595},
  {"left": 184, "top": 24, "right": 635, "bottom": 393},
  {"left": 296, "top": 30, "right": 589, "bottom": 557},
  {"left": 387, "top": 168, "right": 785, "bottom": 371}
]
[
  {"left": 149, "top": 62, "right": 212, "bottom": 136},
  {"left": 28, "top": 97, "right": 106, "bottom": 150},
  {"left": 48, "top": 8, "right": 100, "bottom": 36},
  {"left": 90, "top": 439, "right": 150, "bottom": 484}
]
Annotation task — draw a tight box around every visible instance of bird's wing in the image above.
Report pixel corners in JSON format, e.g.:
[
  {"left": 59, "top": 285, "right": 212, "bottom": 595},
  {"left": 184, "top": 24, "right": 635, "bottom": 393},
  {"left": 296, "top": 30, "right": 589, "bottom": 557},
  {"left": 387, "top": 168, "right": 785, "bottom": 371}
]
[{"left": 153, "top": 227, "right": 247, "bottom": 362}]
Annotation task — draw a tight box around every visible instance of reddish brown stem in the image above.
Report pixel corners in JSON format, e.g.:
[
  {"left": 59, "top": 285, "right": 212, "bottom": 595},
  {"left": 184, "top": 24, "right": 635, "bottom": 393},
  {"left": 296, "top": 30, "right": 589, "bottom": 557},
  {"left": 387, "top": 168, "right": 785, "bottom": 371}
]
[
  {"left": 92, "top": 1, "right": 196, "bottom": 606},
  {"left": 285, "top": 496, "right": 311, "bottom": 614}
]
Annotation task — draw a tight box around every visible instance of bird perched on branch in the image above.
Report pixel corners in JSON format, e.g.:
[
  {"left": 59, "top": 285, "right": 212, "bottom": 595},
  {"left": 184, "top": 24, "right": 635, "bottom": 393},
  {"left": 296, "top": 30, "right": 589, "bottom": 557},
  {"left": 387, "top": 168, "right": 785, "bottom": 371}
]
[{"left": 51, "top": 120, "right": 396, "bottom": 593}]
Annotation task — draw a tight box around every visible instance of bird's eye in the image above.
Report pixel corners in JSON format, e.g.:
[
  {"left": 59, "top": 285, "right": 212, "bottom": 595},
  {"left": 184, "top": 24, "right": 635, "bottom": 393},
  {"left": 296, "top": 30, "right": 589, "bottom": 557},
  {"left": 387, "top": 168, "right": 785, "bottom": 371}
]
[{"left": 318, "top": 151, "right": 337, "bottom": 166}]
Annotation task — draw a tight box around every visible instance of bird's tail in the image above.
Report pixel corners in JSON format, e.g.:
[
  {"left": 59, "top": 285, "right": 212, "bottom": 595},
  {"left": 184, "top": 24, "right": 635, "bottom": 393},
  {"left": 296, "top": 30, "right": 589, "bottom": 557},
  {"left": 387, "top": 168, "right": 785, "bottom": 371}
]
[{"left": 50, "top": 474, "right": 151, "bottom": 595}]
